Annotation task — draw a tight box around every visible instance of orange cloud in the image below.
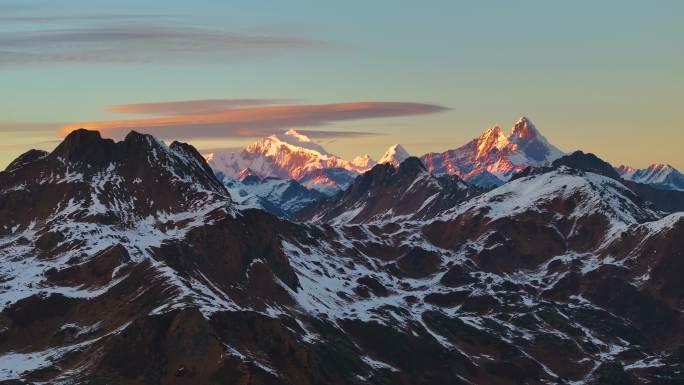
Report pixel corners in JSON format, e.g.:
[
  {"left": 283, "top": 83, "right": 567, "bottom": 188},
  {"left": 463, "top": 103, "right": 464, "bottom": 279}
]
[{"left": 60, "top": 101, "right": 448, "bottom": 140}]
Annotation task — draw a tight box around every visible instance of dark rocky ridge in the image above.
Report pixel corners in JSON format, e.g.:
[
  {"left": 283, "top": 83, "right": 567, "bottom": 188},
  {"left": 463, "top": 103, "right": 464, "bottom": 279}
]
[
  {"left": 0, "top": 129, "right": 229, "bottom": 235},
  {"left": 552, "top": 150, "right": 621, "bottom": 179},
  {"left": 297, "top": 157, "right": 480, "bottom": 224}
]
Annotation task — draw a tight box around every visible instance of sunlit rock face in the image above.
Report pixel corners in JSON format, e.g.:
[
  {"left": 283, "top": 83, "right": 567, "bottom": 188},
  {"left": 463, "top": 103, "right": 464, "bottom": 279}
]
[
  {"left": 421, "top": 117, "right": 564, "bottom": 187},
  {"left": 204, "top": 129, "right": 374, "bottom": 194}
]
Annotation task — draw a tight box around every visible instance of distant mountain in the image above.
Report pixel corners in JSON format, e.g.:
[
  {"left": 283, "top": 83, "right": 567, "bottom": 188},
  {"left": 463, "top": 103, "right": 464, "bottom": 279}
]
[
  {"left": 513, "top": 150, "right": 684, "bottom": 214},
  {"left": 351, "top": 153, "right": 377, "bottom": 169},
  {"left": 297, "top": 157, "right": 479, "bottom": 224},
  {"left": 377, "top": 144, "right": 410, "bottom": 167},
  {"left": 421, "top": 117, "right": 564, "bottom": 187},
  {"left": 617, "top": 163, "right": 684, "bottom": 191},
  {"left": 219, "top": 174, "right": 323, "bottom": 218},
  {"left": 204, "top": 129, "right": 372, "bottom": 194}
]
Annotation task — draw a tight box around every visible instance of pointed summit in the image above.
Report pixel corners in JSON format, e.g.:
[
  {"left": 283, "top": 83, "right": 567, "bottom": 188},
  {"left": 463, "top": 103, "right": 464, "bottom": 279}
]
[
  {"left": 378, "top": 144, "right": 410, "bottom": 167},
  {"left": 479, "top": 124, "right": 505, "bottom": 141},
  {"left": 475, "top": 125, "right": 508, "bottom": 159},
  {"left": 420, "top": 116, "right": 565, "bottom": 187},
  {"left": 506, "top": 117, "right": 563, "bottom": 162},
  {"left": 509, "top": 116, "right": 539, "bottom": 141}
]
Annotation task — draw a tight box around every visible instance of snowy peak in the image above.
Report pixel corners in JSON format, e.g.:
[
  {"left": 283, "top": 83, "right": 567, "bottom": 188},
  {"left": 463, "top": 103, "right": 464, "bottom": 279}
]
[
  {"left": 378, "top": 144, "right": 410, "bottom": 167},
  {"left": 646, "top": 163, "right": 676, "bottom": 174},
  {"left": 420, "top": 116, "right": 564, "bottom": 187},
  {"left": 351, "top": 154, "right": 376, "bottom": 170},
  {"left": 615, "top": 164, "right": 636, "bottom": 176},
  {"left": 619, "top": 163, "right": 684, "bottom": 191},
  {"left": 206, "top": 129, "right": 362, "bottom": 193},
  {"left": 509, "top": 116, "right": 539, "bottom": 141},
  {"left": 475, "top": 125, "right": 507, "bottom": 159},
  {"left": 506, "top": 116, "right": 563, "bottom": 162},
  {"left": 442, "top": 167, "right": 658, "bottom": 232},
  {"left": 246, "top": 129, "right": 331, "bottom": 157}
]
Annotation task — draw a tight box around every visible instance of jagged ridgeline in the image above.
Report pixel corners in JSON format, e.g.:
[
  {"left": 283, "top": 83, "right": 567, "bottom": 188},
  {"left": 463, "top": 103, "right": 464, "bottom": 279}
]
[{"left": 0, "top": 128, "right": 683, "bottom": 384}]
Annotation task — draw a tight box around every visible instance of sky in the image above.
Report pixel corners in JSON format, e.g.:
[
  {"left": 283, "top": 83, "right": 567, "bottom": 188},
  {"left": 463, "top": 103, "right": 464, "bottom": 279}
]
[{"left": 2, "top": 0, "right": 683, "bottom": 169}]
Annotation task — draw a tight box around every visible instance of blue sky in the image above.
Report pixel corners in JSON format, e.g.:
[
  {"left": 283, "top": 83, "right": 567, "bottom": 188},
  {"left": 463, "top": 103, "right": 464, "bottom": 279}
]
[{"left": 2, "top": 0, "right": 683, "bottom": 168}]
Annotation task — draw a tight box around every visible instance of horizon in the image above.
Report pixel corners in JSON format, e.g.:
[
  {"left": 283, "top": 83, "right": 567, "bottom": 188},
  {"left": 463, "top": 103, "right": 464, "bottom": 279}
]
[
  {"left": 50, "top": 118, "right": 681, "bottom": 173},
  {"left": 2, "top": 1, "right": 683, "bottom": 169}
]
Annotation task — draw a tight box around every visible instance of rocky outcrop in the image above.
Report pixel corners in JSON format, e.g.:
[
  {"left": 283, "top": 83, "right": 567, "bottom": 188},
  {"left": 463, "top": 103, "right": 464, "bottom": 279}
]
[{"left": 297, "top": 157, "right": 479, "bottom": 224}]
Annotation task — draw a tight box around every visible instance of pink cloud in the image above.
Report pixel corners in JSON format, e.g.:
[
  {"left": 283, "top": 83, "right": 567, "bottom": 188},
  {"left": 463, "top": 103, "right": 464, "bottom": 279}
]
[{"left": 60, "top": 101, "right": 448, "bottom": 140}]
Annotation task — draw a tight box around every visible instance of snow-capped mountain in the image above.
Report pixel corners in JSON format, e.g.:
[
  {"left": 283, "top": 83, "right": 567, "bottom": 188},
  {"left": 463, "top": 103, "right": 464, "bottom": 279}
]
[
  {"left": 298, "top": 157, "right": 478, "bottom": 224},
  {"left": 377, "top": 144, "right": 410, "bottom": 167},
  {"left": 351, "top": 153, "right": 376, "bottom": 169},
  {"left": 219, "top": 174, "right": 323, "bottom": 218},
  {"left": 2, "top": 129, "right": 684, "bottom": 384},
  {"left": 617, "top": 163, "right": 684, "bottom": 191},
  {"left": 421, "top": 117, "right": 564, "bottom": 187},
  {"left": 205, "top": 129, "right": 372, "bottom": 194},
  {"left": 513, "top": 150, "right": 684, "bottom": 214}
]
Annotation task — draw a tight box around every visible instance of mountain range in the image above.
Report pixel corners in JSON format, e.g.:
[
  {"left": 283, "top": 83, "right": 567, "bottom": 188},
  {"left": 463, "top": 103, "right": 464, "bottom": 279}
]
[
  {"left": 617, "top": 163, "right": 684, "bottom": 191},
  {"left": 0, "top": 123, "right": 683, "bottom": 384},
  {"left": 205, "top": 129, "right": 370, "bottom": 195},
  {"left": 421, "top": 117, "right": 564, "bottom": 186},
  {"left": 205, "top": 117, "right": 571, "bottom": 193},
  {"left": 204, "top": 117, "right": 683, "bottom": 218}
]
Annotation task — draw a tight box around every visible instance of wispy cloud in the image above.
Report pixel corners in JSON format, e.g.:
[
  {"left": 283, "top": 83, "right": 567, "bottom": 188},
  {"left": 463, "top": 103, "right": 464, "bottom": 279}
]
[
  {"left": 61, "top": 101, "right": 448, "bottom": 140},
  {"left": 293, "top": 129, "right": 382, "bottom": 139},
  {"left": 0, "top": 19, "right": 334, "bottom": 67},
  {"left": 108, "top": 99, "right": 292, "bottom": 115}
]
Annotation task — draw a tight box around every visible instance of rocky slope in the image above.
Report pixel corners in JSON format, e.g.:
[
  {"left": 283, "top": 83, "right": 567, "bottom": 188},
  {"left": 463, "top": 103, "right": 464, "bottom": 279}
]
[
  {"left": 297, "top": 157, "right": 479, "bottom": 224},
  {"left": 0, "top": 130, "right": 683, "bottom": 384},
  {"left": 421, "top": 117, "right": 564, "bottom": 187}
]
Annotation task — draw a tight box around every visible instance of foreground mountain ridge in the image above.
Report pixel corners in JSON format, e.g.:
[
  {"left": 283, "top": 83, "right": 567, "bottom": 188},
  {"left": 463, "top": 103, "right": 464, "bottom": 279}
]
[{"left": 1, "top": 129, "right": 683, "bottom": 384}]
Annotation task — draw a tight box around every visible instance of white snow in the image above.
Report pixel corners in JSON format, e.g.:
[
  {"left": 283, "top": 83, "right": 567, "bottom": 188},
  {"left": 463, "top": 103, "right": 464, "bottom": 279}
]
[{"left": 378, "top": 144, "right": 410, "bottom": 167}]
